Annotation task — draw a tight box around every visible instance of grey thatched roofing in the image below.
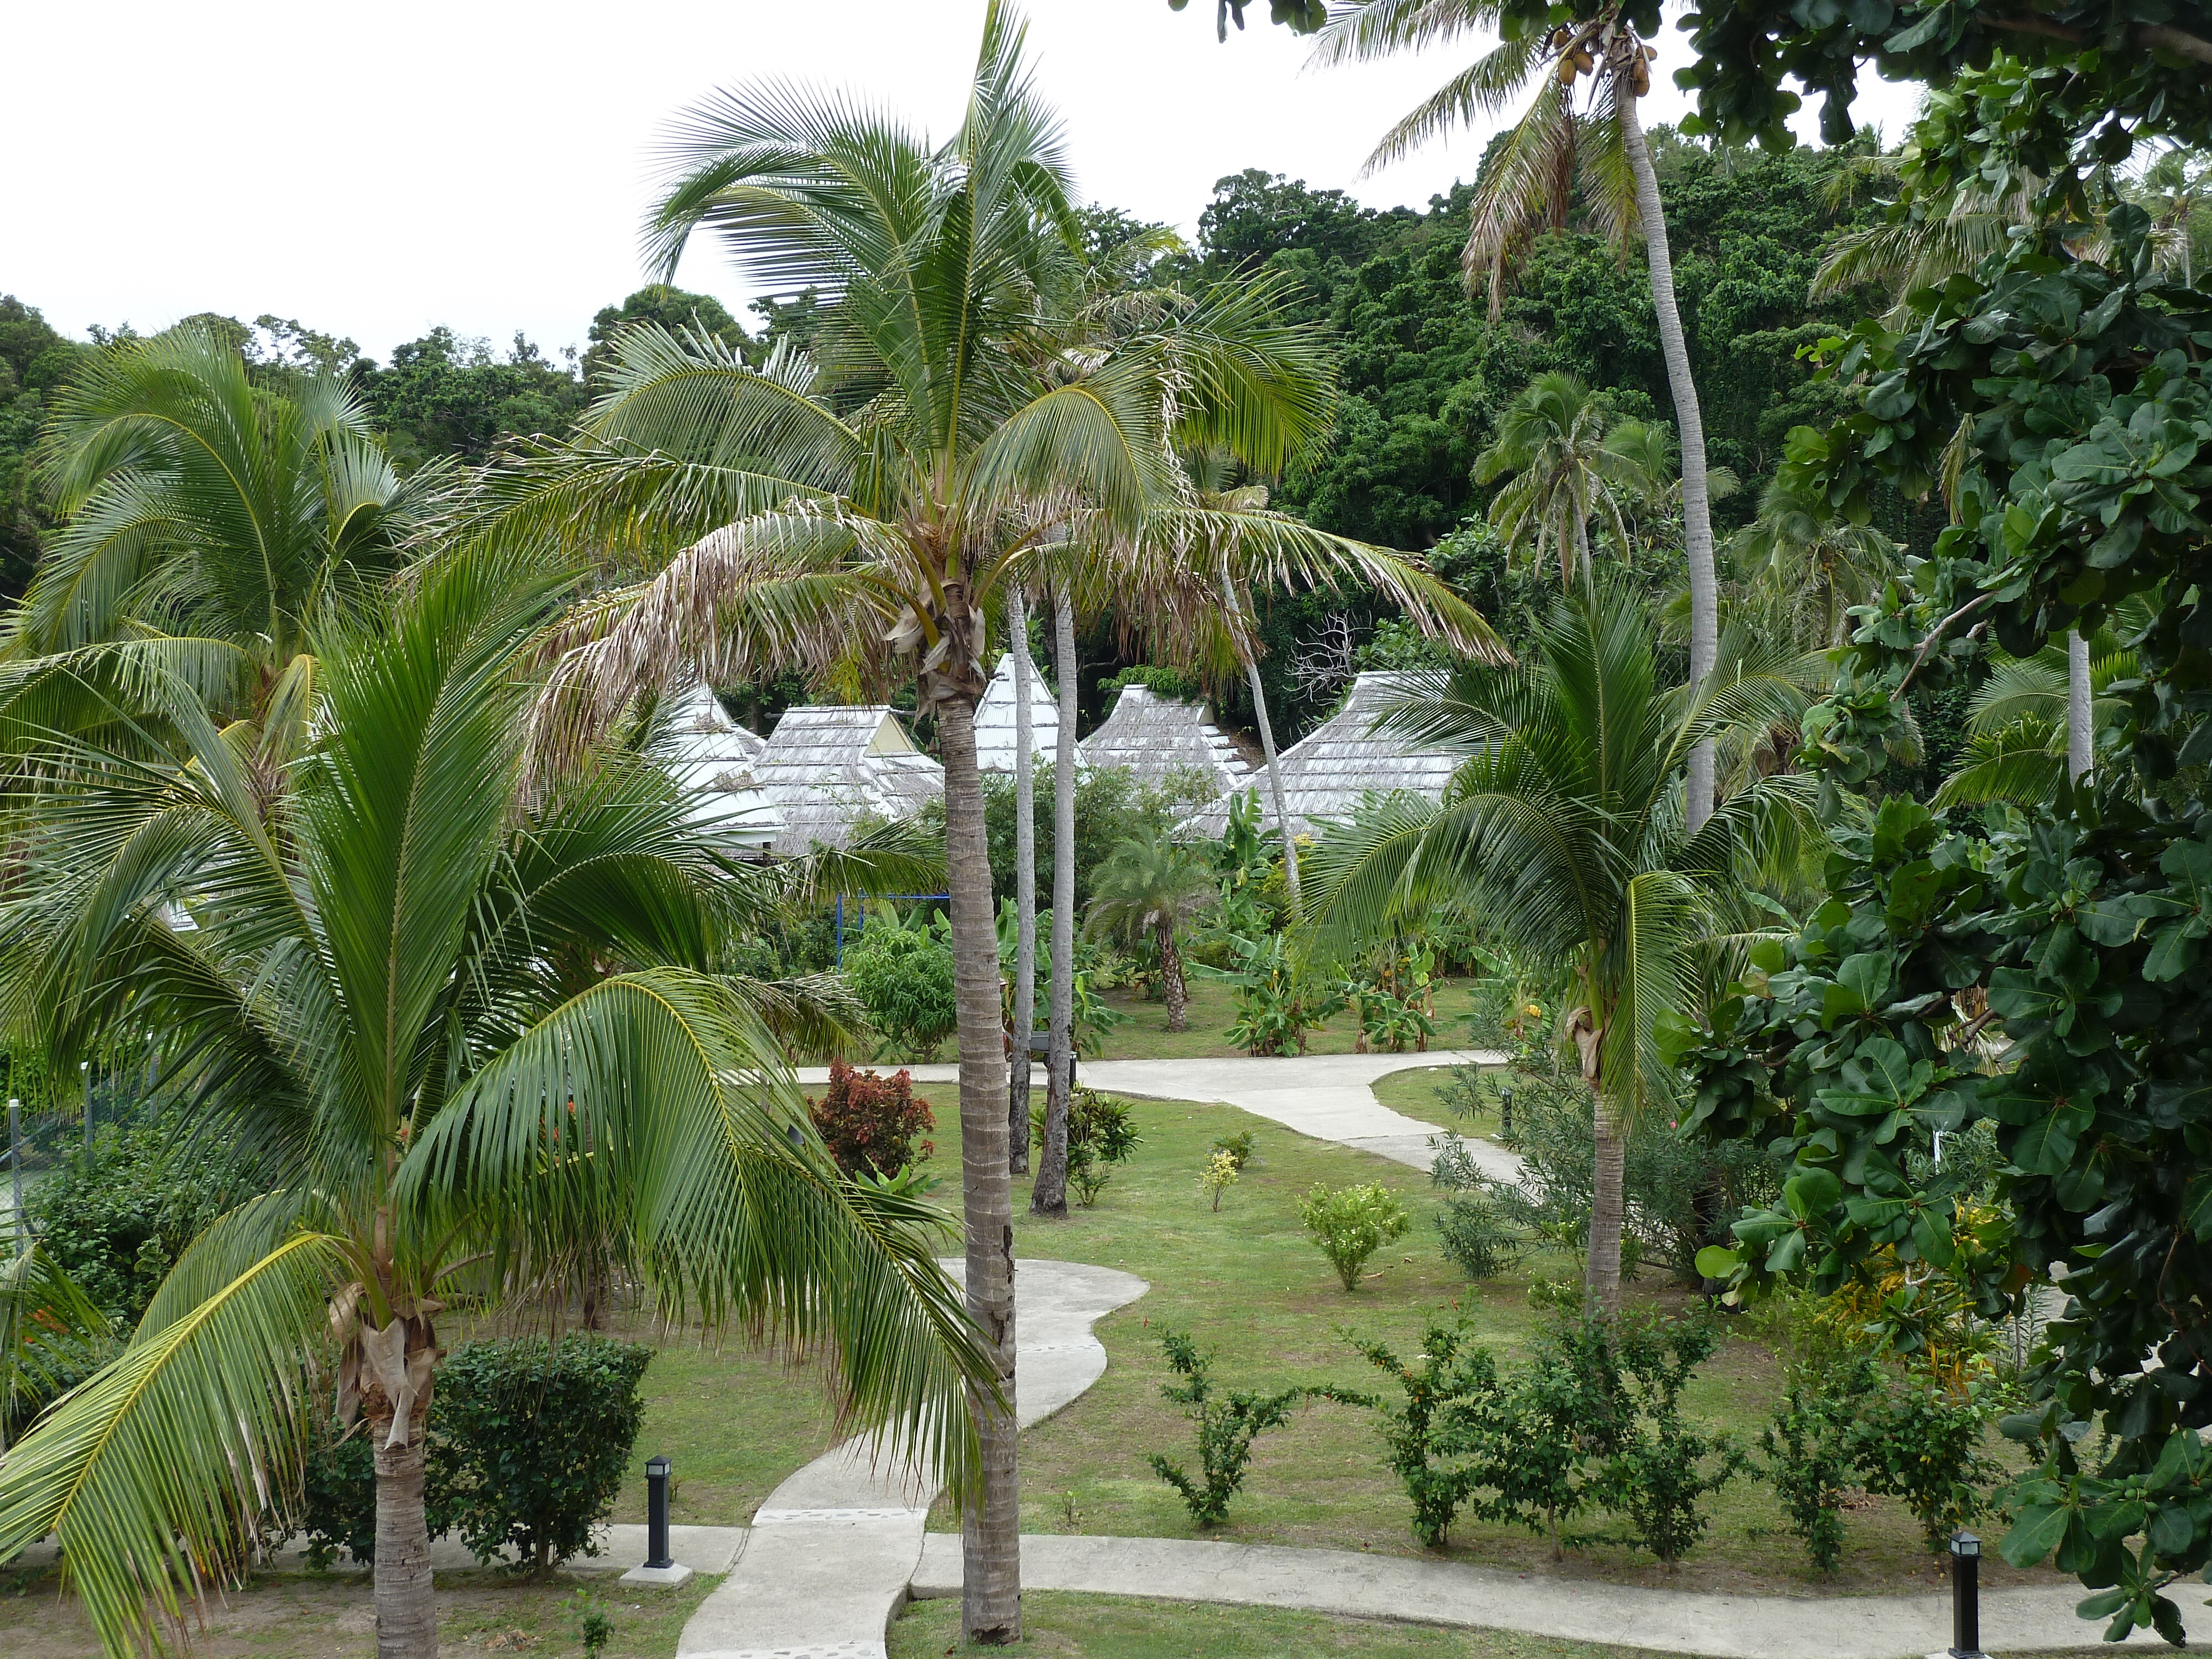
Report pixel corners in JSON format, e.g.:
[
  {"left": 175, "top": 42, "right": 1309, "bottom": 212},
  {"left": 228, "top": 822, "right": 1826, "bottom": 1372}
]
[
  {"left": 661, "top": 684, "right": 781, "bottom": 856},
  {"left": 973, "top": 650, "right": 1080, "bottom": 774},
  {"left": 1080, "top": 685, "right": 1249, "bottom": 795},
  {"left": 1185, "top": 671, "right": 1462, "bottom": 840},
  {"left": 750, "top": 704, "right": 943, "bottom": 855}
]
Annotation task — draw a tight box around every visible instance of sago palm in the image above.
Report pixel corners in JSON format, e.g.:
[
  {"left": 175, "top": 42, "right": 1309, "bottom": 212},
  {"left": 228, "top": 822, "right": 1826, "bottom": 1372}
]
[
  {"left": 0, "top": 327, "right": 444, "bottom": 774},
  {"left": 0, "top": 553, "right": 988, "bottom": 1659},
  {"left": 1083, "top": 832, "right": 1216, "bottom": 1032},
  {"left": 1313, "top": 0, "right": 1725, "bottom": 830},
  {"left": 1302, "top": 585, "right": 1813, "bottom": 1317},
  {"left": 453, "top": 5, "right": 1483, "bottom": 1636}
]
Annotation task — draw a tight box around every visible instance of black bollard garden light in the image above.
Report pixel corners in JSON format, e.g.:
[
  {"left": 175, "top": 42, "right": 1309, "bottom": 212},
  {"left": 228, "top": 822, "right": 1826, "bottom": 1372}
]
[
  {"left": 1949, "top": 1530, "right": 1986, "bottom": 1659},
  {"left": 646, "top": 1455, "right": 673, "bottom": 1570},
  {"left": 1498, "top": 1085, "right": 1514, "bottom": 1140}
]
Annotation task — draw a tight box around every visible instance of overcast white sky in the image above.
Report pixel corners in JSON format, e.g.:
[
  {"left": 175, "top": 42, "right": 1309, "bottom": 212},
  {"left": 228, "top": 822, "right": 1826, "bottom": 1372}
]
[{"left": 4, "top": 2, "right": 1927, "bottom": 363}]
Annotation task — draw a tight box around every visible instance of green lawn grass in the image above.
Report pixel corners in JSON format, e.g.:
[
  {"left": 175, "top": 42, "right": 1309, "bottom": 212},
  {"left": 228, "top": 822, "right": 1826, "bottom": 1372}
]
[
  {"left": 1078, "top": 977, "right": 1491, "bottom": 1062},
  {"left": 909, "top": 1092, "right": 2052, "bottom": 1599},
  {"left": 4, "top": 1565, "right": 718, "bottom": 1659},
  {"left": 1368, "top": 1062, "right": 1503, "bottom": 1138}
]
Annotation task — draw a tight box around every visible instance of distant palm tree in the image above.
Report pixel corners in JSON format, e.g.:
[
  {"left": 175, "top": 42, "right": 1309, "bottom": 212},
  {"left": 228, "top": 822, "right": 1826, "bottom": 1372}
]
[
  {"left": 1084, "top": 832, "right": 1217, "bottom": 1031},
  {"left": 0, "top": 554, "right": 984, "bottom": 1659},
  {"left": 1, "top": 327, "right": 444, "bottom": 780},
  {"left": 1475, "top": 373, "right": 1639, "bottom": 590},
  {"left": 1601, "top": 417, "right": 1739, "bottom": 563},
  {"left": 1934, "top": 600, "right": 2149, "bottom": 807},
  {"left": 2136, "top": 148, "right": 2211, "bottom": 287},
  {"left": 1302, "top": 586, "right": 1813, "bottom": 1317},
  {"left": 1313, "top": 0, "right": 1727, "bottom": 831},
  {"left": 1725, "top": 472, "right": 1899, "bottom": 647}
]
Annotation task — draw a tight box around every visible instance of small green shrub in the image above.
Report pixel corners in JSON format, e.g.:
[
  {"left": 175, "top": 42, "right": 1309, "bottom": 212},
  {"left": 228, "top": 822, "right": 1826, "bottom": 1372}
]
[
  {"left": 1321, "top": 1321, "right": 1499, "bottom": 1547},
  {"left": 843, "top": 909, "right": 958, "bottom": 1059},
  {"left": 1452, "top": 1343, "right": 1593, "bottom": 1559},
  {"left": 571, "top": 1589, "right": 612, "bottom": 1657},
  {"left": 431, "top": 1335, "right": 653, "bottom": 1575},
  {"left": 1760, "top": 1363, "right": 1873, "bottom": 1575},
  {"left": 1196, "top": 1149, "right": 1240, "bottom": 1211},
  {"left": 1298, "top": 1182, "right": 1411, "bottom": 1291},
  {"left": 1429, "top": 1135, "right": 1523, "bottom": 1280},
  {"left": 1208, "top": 1129, "right": 1256, "bottom": 1170},
  {"left": 1032, "top": 1088, "right": 1142, "bottom": 1207},
  {"left": 808, "top": 1060, "right": 934, "bottom": 1178},
  {"left": 25, "top": 1119, "right": 239, "bottom": 1324},
  {"left": 1849, "top": 1368, "right": 2001, "bottom": 1553},
  {"left": 299, "top": 1425, "right": 383, "bottom": 1569},
  {"left": 1146, "top": 1328, "right": 1307, "bottom": 1527}
]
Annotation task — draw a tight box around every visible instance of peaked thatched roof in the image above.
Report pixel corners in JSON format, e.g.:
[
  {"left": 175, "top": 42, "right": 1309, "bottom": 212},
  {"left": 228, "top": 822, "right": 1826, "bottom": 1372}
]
[
  {"left": 973, "top": 651, "right": 1080, "bottom": 774},
  {"left": 661, "top": 684, "right": 781, "bottom": 857},
  {"left": 1185, "top": 671, "right": 1462, "bottom": 840},
  {"left": 750, "top": 705, "right": 943, "bottom": 855},
  {"left": 1080, "top": 685, "right": 1249, "bottom": 795}
]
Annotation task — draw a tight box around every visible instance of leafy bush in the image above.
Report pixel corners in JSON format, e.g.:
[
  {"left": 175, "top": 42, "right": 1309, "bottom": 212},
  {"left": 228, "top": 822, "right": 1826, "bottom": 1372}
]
[
  {"left": 1199, "top": 932, "right": 1339, "bottom": 1056},
  {"left": 1145, "top": 1328, "right": 1306, "bottom": 1526},
  {"left": 1298, "top": 1182, "right": 1410, "bottom": 1291},
  {"left": 842, "top": 907, "right": 958, "bottom": 1059},
  {"left": 1196, "top": 1149, "right": 1240, "bottom": 1211},
  {"left": 1452, "top": 1340, "right": 1593, "bottom": 1558},
  {"left": 1209, "top": 1130, "right": 1256, "bottom": 1170},
  {"left": 1431, "top": 1177, "right": 1522, "bottom": 1282},
  {"left": 1321, "top": 1321, "right": 1499, "bottom": 1546},
  {"left": 1849, "top": 1369, "right": 2000, "bottom": 1553},
  {"left": 1031, "top": 1088, "right": 1141, "bottom": 1208},
  {"left": 299, "top": 1425, "right": 382, "bottom": 1569},
  {"left": 431, "top": 1335, "right": 653, "bottom": 1575},
  {"left": 808, "top": 1060, "right": 935, "bottom": 1178},
  {"left": 25, "top": 1119, "right": 240, "bottom": 1323},
  {"left": 1759, "top": 1360, "right": 1874, "bottom": 1575}
]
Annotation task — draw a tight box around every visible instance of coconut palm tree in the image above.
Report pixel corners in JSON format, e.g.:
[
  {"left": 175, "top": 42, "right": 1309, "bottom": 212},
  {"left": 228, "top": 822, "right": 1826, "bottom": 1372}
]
[
  {"left": 1475, "top": 372, "right": 1640, "bottom": 590},
  {"left": 0, "top": 327, "right": 444, "bottom": 775},
  {"left": 1602, "top": 418, "right": 1740, "bottom": 563},
  {"left": 1934, "top": 602, "right": 2147, "bottom": 807},
  {"left": 1302, "top": 585, "right": 1813, "bottom": 1317},
  {"left": 1725, "top": 472, "right": 1900, "bottom": 648},
  {"left": 1312, "top": 0, "right": 1725, "bottom": 831},
  {"left": 0, "top": 553, "right": 988, "bottom": 1659},
  {"left": 452, "top": 7, "right": 1483, "bottom": 1636},
  {"left": 1084, "top": 832, "right": 1217, "bottom": 1032},
  {"left": 1006, "top": 586, "right": 1036, "bottom": 1173}
]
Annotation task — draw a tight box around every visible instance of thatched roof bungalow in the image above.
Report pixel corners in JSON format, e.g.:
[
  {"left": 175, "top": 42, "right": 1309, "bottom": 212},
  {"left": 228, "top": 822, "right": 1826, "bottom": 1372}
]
[
  {"left": 1185, "top": 671, "right": 1462, "bottom": 841},
  {"left": 973, "top": 650, "right": 1080, "bottom": 774},
  {"left": 1080, "top": 685, "right": 1249, "bottom": 796},
  {"left": 661, "top": 684, "right": 781, "bottom": 857},
  {"left": 749, "top": 705, "right": 943, "bottom": 855}
]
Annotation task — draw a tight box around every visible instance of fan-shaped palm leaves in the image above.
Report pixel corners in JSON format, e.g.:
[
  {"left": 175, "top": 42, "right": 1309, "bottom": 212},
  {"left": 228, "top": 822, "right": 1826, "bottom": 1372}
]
[
  {"left": 1312, "top": 0, "right": 1724, "bottom": 831},
  {"left": 0, "top": 552, "right": 987, "bottom": 1659},
  {"left": 1726, "top": 471, "right": 1901, "bottom": 647},
  {"left": 1934, "top": 603, "right": 2147, "bottom": 807},
  {"left": 456, "top": 7, "right": 1486, "bottom": 1636},
  {"left": 1302, "top": 585, "right": 1815, "bottom": 1317}
]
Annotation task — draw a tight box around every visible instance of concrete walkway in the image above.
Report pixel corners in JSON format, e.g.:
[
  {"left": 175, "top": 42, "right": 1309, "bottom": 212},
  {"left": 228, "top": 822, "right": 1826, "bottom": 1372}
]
[
  {"left": 909, "top": 1532, "right": 2198, "bottom": 1656},
  {"left": 675, "top": 1258, "right": 1146, "bottom": 1659},
  {"left": 794, "top": 1050, "right": 1517, "bottom": 1181}
]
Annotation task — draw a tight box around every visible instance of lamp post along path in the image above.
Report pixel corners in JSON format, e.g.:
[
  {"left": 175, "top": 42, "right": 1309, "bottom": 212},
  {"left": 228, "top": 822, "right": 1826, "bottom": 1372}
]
[{"left": 621, "top": 1455, "right": 694, "bottom": 1588}]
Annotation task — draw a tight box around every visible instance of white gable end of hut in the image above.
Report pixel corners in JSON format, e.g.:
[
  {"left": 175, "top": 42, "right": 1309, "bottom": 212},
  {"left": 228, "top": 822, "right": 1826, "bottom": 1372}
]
[
  {"left": 973, "top": 650, "right": 1079, "bottom": 774},
  {"left": 661, "top": 683, "right": 781, "bottom": 857},
  {"left": 1079, "top": 685, "right": 1249, "bottom": 796},
  {"left": 750, "top": 705, "right": 943, "bottom": 855},
  {"left": 1185, "top": 671, "right": 1460, "bottom": 841}
]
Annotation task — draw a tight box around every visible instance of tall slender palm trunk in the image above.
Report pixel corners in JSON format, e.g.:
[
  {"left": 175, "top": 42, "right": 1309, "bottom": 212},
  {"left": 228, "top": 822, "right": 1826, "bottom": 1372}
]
[
  {"left": 1009, "top": 589, "right": 1036, "bottom": 1174},
  {"left": 1219, "top": 572, "right": 1300, "bottom": 915},
  {"left": 1034, "top": 589, "right": 1078, "bottom": 1217},
  {"left": 373, "top": 1424, "right": 438, "bottom": 1659},
  {"left": 936, "top": 690, "right": 1020, "bottom": 1644},
  {"left": 2068, "top": 632, "right": 2093, "bottom": 782},
  {"left": 1587, "top": 1091, "right": 1627, "bottom": 1321},
  {"left": 1619, "top": 89, "right": 1718, "bottom": 833}
]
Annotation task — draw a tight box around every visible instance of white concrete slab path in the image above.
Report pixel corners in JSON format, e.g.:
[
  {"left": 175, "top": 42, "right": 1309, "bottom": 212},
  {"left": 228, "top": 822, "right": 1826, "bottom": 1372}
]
[
  {"left": 674, "top": 1258, "right": 1146, "bottom": 1659},
  {"left": 794, "top": 1050, "right": 1519, "bottom": 1181},
  {"left": 909, "top": 1532, "right": 2200, "bottom": 1656}
]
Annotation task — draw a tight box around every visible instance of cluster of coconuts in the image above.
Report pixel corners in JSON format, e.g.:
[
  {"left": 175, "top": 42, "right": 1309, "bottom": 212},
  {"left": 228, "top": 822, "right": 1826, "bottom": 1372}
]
[{"left": 1550, "top": 27, "right": 1659, "bottom": 95}]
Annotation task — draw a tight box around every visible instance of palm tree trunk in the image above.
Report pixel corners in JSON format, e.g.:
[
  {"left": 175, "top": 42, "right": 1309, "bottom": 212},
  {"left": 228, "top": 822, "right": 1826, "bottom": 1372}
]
[
  {"left": 2068, "top": 631, "right": 2093, "bottom": 782},
  {"left": 1587, "top": 1088, "right": 1626, "bottom": 1322},
  {"left": 1157, "top": 920, "right": 1188, "bottom": 1034},
  {"left": 1219, "top": 572, "right": 1300, "bottom": 916},
  {"left": 1619, "top": 91, "right": 1718, "bottom": 834},
  {"left": 935, "top": 690, "right": 1021, "bottom": 1644},
  {"left": 1033, "top": 589, "right": 1078, "bottom": 1218},
  {"left": 1008, "top": 588, "right": 1035, "bottom": 1175},
  {"left": 373, "top": 1427, "right": 438, "bottom": 1659}
]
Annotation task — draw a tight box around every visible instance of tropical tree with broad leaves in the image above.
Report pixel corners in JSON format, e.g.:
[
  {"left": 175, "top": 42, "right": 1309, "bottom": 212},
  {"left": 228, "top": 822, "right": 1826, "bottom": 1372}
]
[
  {"left": 0, "top": 551, "right": 987, "bottom": 1659},
  {"left": 1301, "top": 585, "right": 1814, "bottom": 1317},
  {"left": 451, "top": 6, "right": 1488, "bottom": 1638}
]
